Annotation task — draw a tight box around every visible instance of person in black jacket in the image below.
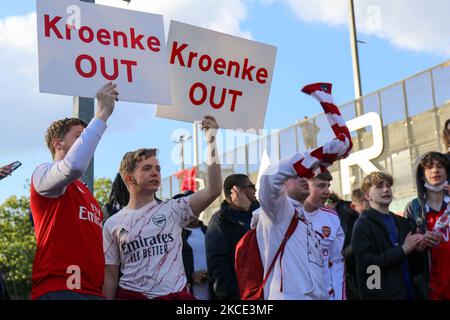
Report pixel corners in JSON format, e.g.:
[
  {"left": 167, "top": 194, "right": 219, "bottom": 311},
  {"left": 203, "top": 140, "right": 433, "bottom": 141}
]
[
  {"left": 182, "top": 219, "right": 210, "bottom": 299},
  {"left": 326, "top": 191, "right": 367, "bottom": 300},
  {"left": 205, "top": 174, "right": 259, "bottom": 300},
  {"left": 344, "top": 189, "right": 370, "bottom": 300},
  {"left": 175, "top": 190, "right": 211, "bottom": 300},
  {"left": 352, "top": 172, "right": 427, "bottom": 300}
]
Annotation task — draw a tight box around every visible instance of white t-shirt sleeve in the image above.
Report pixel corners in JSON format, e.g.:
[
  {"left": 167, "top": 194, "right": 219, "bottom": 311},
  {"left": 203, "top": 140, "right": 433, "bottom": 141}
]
[
  {"left": 103, "top": 219, "right": 121, "bottom": 266},
  {"left": 330, "top": 223, "right": 345, "bottom": 300},
  {"left": 32, "top": 118, "right": 107, "bottom": 198},
  {"left": 170, "top": 196, "right": 196, "bottom": 228}
]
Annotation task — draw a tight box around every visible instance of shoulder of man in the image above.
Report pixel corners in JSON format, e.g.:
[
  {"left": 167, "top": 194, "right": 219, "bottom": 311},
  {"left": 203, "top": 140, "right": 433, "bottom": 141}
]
[
  {"left": 250, "top": 200, "right": 260, "bottom": 212},
  {"left": 33, "top": 162, "right": 51, "bottom": 173},
  {"left": 103, "top": 209, "right": 125, "bottom": 230},
  {"left": 391, "top": 211, "right": 408, "bottom": 221},
  {"left": 319, "top": 206, "right": 341, "bottom": 223},
  {"left": 352, "top": 212, "right": 371, "bottom": 232},
  {"left": 392, "top": 212, "right": 413, "bottom": 230},
  {"left": 31, "top": 163, "right": 53, "bottom": 185},
  {"left": 205, "top": 210, "right": 227, "bottom": 234}
]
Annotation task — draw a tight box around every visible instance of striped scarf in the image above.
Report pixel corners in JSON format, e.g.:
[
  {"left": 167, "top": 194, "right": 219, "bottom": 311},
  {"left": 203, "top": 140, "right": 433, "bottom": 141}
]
[{"left": 293, "top": 83, "right": 353, "bottom": 179}]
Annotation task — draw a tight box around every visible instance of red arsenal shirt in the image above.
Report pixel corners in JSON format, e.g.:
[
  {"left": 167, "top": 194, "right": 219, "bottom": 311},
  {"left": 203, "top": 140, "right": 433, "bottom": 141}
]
[
  {"left": 427, "top": 204, "right": 450, "bottom": 299},
  {"left": 30, "top": 178, "right": 104, "bottom": 299}
]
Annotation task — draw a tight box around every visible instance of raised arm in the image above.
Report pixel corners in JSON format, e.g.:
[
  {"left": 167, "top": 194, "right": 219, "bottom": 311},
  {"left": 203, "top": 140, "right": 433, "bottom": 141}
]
[
  {"left": 33, "top": 83, "right": 119, "bottom": 197},
  {"left": 189, "top": 115, "right": 222, "bottom": 215},
  {"left": 259, "top": 83, "right": 353, "bottom": 223}
]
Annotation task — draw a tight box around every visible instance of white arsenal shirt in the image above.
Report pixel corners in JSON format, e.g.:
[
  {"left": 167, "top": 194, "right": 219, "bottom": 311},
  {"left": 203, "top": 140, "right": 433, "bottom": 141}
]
[{"left": 103, "top": 196, "right": 196, "bottom": 299}]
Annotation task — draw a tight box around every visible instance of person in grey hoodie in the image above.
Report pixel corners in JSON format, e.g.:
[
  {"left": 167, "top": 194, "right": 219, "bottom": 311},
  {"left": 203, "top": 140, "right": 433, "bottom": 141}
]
[{"left": 404, "top": 151, "right": 450, "bottom": 300}]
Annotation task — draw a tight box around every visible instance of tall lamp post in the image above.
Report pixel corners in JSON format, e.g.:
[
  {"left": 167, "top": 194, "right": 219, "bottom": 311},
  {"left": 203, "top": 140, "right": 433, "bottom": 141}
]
[
  {"left": 347, "top": 0, "right": 365, "bottom": 190},
  {"left": 348, "top": 0, "right": 365, "bottom": 150},
  {"left": 348, "top": 0, "right": 363, "bottom": 102}
]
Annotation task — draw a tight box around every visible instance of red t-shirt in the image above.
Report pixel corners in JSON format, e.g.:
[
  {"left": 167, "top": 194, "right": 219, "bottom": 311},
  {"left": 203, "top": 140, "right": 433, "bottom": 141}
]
[
  {"left": 30, "top": 178, "right": 104, "bottom": 299},
  {"left": 427, "top": 204, "right": 450, "bottom": 299}
]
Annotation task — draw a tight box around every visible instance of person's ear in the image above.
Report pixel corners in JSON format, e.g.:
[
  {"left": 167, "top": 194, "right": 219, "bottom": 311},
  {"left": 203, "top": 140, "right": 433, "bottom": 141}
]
[
  {"left": 350, "top": 203, "right": 356, "bottom": 210},
  {"left": 231, "top": 186, "right": 241, "bottom": 196},
  {"left": 52, "top": 138, "right": 63, "bottom": 153},
  {"left": 124, "top": 174, "right": 135, "bottom": 187}
]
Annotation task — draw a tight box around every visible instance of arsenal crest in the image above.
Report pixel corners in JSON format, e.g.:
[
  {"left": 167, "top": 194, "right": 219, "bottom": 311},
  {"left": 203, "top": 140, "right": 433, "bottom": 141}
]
[
  {"left": 322, "top": 226, "right": 331, "bottom": 238},
  {"left": 152, "top": 214, "right": 167, "bottom": 228}
]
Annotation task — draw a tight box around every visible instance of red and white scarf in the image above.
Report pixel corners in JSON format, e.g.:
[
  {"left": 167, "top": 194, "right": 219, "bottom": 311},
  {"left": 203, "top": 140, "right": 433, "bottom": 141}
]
[{"left": 293, "top": 83, "right": 353, "bottom": 179}]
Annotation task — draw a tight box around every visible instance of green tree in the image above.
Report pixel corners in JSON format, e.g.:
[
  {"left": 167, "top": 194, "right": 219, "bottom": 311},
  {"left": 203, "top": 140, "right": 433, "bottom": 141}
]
[
  {"left": 0, "top": 195, "right": 35, "bottom": 300},
  {"left": 0, "top": 178, "right": 112, "bottom": 299}
]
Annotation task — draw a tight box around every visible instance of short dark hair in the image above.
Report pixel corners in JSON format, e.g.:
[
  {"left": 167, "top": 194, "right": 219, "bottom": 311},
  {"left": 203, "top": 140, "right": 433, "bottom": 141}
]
[
  {"left": 105, "top": 173, "right": 130, "bottom": 217},
  {"left": 327, "top": 192, "right": 341, "bottom": 204},
  {"left": 419, "top": 152, "right": 450, "bottom": 173},
  {"left": 223, "top": 174, "right": 249, "bottom": 200},
  {"left": 45, "top": 118, "right": 87, "bottom": 158},
  {"left": 311, "top": 170, "right": 333, "bottom": 182}
]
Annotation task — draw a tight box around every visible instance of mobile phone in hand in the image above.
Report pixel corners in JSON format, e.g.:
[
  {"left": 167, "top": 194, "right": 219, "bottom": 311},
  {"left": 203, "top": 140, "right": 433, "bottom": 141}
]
[{"left": 9, "top": 161, "right": 22, "bottom": 171}]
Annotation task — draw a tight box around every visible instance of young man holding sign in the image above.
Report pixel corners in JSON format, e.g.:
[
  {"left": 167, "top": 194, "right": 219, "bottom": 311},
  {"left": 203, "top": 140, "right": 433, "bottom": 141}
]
[
  {"left": 30, "top": 82, "right": 118, "bottom": 300},
  {"left": 102, "top": 116, "right": 222, "bottom": 300}
]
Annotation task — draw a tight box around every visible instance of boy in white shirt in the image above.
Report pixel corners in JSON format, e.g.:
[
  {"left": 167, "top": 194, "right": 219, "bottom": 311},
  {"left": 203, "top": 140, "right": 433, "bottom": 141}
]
[
  {"left": 256, "top": 82, "right": 352, "bottom": 300},
  {"left": 303, "top": 170, "right": 345, "bottom": 300},
  {"left": 102, "top": 115, "right": 222, "bottom": 300}
]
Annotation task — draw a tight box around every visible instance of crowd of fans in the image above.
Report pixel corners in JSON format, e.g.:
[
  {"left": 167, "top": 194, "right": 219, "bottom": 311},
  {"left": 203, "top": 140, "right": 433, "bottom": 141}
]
[{"left": 1, "top": 82, "right": 450, "bottom": 301}]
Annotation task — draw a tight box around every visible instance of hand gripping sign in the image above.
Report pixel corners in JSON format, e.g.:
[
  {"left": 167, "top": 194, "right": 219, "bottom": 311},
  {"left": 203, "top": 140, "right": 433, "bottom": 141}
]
[
  {"left": 156, "top": 21, "right": 277, "bottom": 131},
  {"left": 36, "top": 0, "right": 171, "bottom": 104}
]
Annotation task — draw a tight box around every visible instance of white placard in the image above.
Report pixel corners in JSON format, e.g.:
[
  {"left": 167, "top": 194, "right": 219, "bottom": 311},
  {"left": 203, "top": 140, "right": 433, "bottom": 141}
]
[
  {"left": 36, "top": 0, "right": 171, "bottom": 104},
  {"left": 156, "top": 21, "right": 276, "bottom": 131}
]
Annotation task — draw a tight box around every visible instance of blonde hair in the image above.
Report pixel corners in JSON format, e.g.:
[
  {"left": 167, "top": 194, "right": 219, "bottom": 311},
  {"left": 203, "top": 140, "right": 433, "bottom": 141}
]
[
  {"left": 119, "top": 148, "right": 158, "bottom": 185},
  {"left": 361, "top": 172, "right": 393, "bottom": 194},
  {"left": 45, "top": 118, "right": 87, "bottom": 158}
]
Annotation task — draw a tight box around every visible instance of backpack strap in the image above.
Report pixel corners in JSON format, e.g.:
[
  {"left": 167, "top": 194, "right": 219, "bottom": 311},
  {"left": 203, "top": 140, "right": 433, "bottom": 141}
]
[{"left": 256, "top": 210, "right": 299, "bottom": 299}]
